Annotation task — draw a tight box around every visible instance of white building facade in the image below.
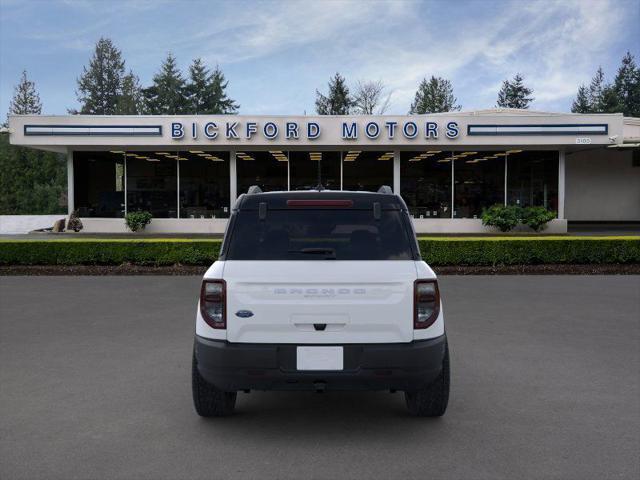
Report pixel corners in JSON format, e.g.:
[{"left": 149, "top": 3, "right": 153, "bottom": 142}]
[{"left": 8, "top": 109, "right": 640, "bottom": 233}]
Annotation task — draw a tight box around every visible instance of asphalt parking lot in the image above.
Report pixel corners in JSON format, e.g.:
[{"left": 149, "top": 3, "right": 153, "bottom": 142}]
[{"left": 1, "top": 275, "right": 638, "bottom": 480}]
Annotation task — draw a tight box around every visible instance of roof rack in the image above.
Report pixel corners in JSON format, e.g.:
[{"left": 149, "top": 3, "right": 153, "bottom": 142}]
[
  {"left": 377, "top": 185, "right": 393, "bottom": 194},
  {"left": 247, "top": 185, "right": 263, "bottom": 195}
]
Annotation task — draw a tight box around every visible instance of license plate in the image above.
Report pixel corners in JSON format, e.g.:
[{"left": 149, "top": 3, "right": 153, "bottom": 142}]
[{"left": 296, "top": 346, "right": 344, "bottom": 371}]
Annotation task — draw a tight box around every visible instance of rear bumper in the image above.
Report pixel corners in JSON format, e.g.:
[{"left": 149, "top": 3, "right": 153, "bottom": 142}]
[{"left": 194, "top": 334, "right": 447, "bottom": 392}]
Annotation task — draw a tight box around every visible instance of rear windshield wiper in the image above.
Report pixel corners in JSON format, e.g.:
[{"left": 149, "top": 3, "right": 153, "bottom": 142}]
[{"left": 287, "top": 248, "right": 337, "bottom": 259}]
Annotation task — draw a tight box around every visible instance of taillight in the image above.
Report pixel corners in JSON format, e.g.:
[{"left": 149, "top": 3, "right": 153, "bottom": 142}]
[
  {"left": 414, "top": 279, "right": 440, "bottom": 329},
  {"left": 200, "top": 279, "right": 226, "bottom": 329}
]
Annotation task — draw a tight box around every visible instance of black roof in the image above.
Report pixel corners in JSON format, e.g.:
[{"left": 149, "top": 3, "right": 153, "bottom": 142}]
[{"left": 235, "top": 189, "right": 407, "bottom": 211}]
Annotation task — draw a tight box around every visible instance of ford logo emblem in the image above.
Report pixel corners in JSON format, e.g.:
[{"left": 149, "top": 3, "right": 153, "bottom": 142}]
[{"left": 235, "top": 310, "right": 254, "bottom": 318}]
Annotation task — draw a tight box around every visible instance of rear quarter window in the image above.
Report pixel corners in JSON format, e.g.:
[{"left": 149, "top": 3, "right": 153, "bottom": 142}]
[{"left": 225, "top": 209, "right": 417, "bottom": 260}]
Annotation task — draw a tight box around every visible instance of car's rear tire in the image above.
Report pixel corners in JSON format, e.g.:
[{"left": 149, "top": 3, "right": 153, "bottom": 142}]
[
  {"left": 192, "top": 351, "right": 237, "bottom": 417},
  {"left": 404, "top": 341, "right": 450, "bottom": 417}
]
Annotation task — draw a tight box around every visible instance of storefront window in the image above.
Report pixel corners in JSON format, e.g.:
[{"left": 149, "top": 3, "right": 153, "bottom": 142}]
[
  {"left": 453, "top": 151, "right": 505, "bottom": 218},
  {"left": 179, "top": 151, "right": 230, "bottom": 218},
  {"left": 401, "top": 151, "right": 452, "bottom": 218},
  {"left": 342, "top": 150, "right": 394, "bottom": 192},
  {"left": 126, "top": 152, "right": 177, "bottom": 218},
  {"left": 507, "top": 150, "right": 558, "bottom": 212},
  {"left": 289, "top": 151, "right": 340, "bottom": 190},
  {"left": 73, "top": 151, "right": 125, "bottom": 218},
  {"left": 236, "top": 151, "right": 288, "bottom": 195}
]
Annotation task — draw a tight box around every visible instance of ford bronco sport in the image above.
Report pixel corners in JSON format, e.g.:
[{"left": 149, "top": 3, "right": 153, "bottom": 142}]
[{"left": 192, "top": 186, "right": 449, "bottom": 417}]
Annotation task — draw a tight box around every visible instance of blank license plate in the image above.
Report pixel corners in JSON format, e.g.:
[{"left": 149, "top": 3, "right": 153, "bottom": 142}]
[{"left": 296, "top": 346, "right": 343, "bottom": 371}]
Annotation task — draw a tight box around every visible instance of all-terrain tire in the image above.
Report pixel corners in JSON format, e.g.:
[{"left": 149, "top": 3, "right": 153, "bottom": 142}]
[
  {"left": 192, "top": 351, "right": 237, "bottom": 417},
  {"left": 404, "top": 341, "right": 450, "bottom": 417}
]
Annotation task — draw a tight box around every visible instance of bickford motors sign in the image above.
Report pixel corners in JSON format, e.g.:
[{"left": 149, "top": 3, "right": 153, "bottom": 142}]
[
  {"left": 12, "top": 114, "right": 617, "bottom": 148},
  {"left": 171, "top": 119, "right": 461, "bottom": 141}
]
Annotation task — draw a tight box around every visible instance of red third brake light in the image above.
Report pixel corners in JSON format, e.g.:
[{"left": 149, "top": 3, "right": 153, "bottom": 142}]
[
  {"left": 287, "top": 199, "right": 354, "bottom": 207},
  {"left": 200, "top": 279, "right": 226, "bottom": 329},
  {"left": 414, "top": 280, "right": 440, "bottom": 329}
]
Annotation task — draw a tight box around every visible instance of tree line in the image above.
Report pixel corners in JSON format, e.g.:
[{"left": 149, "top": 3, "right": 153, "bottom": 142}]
[
  {"left": 314, "top": 52, "right": 638, "bottom": 116},
  {"left": 71, "top": 37, "right": 239, "bottom": 115}
]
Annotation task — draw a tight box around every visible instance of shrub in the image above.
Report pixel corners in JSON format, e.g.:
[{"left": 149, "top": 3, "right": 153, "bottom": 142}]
[
  {"left": 481, "top": 205, "right": 520, "bottom": 232},
  {"left": 0, "top": 240, "right": 221, "bottom": 266},
  {"left": 418, "top": 237, "right": 640, "bottom": 266},
  {"left": 66, "top": 210, "right": 83, "bottom": 232},
  {"left": 125, "top": 211, "right": 153, "bottom": 232},
  {"left": 0, "top": 237, "right": 638, "bottom": 267},
  {"left": 521, "top": 206, "right": 556, "bottom": 232}
]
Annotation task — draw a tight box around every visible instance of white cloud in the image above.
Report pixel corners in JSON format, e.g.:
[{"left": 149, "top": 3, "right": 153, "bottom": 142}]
[{"left": 1, "top": 0, "right": 636, "bottom": 114}]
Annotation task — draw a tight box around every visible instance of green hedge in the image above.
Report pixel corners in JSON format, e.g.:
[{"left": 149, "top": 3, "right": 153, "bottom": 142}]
[
  {"left": 0, "top": 237, "right": 638, "bottom": 266},
  {"left": 419, "top": 237, "right": 640, "bottom": 265},
  {"left": 0, "top": 239, "right": 221, "bottom": 266}
]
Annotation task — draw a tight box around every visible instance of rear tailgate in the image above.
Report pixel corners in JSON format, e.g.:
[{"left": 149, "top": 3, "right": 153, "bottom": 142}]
[{"left": 224, "top": 260, "right": 417, "bottom": 344}]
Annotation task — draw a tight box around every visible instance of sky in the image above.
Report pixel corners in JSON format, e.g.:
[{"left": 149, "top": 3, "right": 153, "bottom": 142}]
[{"left": 0, "top": 0, "right": 638, "bottom": 117}]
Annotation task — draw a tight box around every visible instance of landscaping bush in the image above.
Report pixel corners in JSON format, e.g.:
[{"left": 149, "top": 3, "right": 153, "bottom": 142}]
[
  {"left": 0, "top": 240, "right": 221, "bottom": 266},
  {"left": 418, "top": 237, "right": 640, "bottom": 266},
  {"left": 125, "top": 211, "right": 153, "bottom": 232},
  {"left": 521, "top": 206, "right": 556, "bottom": 232},
  {"left": 0, "top": 237, "right": 638, "bottom": 267},
  {"left": 482, "top": 205, "right": 556, "bottom": 232},
  {"left": 481, "top": 205, "right": 521, "bottom": 232}
]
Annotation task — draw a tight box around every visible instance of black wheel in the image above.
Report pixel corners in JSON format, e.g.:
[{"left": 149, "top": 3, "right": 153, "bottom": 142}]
[
  {"left": 192, "top": 351, "right": 237, "bottom": 417},
  {"left": 404, "top": 341, "right": 450, "bottom": 417}
]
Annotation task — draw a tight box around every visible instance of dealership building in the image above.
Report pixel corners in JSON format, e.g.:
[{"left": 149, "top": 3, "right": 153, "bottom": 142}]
[{"left": 7, "top": 109, "right": 640, "bottom": 233}]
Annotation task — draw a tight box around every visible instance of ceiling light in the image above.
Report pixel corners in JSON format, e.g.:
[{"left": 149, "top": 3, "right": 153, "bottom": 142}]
[
  {"left": 146, "top": 158, "right": 160, "bottom": 162},
  {"left": 427, "top": 150, "right": 442, "bottom": 154},
  {"left": 155, "top": 152, "right": 170, "bottom": 155},
  {"left": 437, "top": 159, "right": 450, "bottom": 163},
  {"left": 506, "top": 150, "right": 523, "bottom": 154},
  {"left": 189, "top": 150, "right": 204, "bottom": 154},
  {"left": 110, "top": 150, "right": 125, "bottom": 154}
]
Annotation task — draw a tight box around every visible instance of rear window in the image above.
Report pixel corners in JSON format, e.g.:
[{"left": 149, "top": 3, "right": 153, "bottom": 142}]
[{"left": 225, "top": 209, "right": 416, "bottom": 260}]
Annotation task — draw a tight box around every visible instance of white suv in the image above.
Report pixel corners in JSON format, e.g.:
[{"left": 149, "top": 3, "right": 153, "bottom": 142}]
[{"left": 192, "top": 187, "right": 449, "bottom": 417}]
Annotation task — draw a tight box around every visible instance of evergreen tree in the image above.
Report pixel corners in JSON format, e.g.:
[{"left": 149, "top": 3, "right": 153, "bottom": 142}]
[
  {"left": 207, "top": 65, "right": 239, "bottom": 114},
  {"left": 613, "top": 51, "right": 640, "bottom": 117},
  {"left": 143, "top": 53, "right": 188, "bottom": 114},
  {"left": 8, "top": 70, "right": 42, "bottom": 116},
  {"left": 75, "top": 37, "right": 126, "bottom": 114},
  {"left": 315, "top": 73, "right": 353, "bottom": 115},
  {"left": 571, "top": 85, "right": 591, "bottom": 113},
  {"left": 0, "top": 135, "right": 67, "bottom": 214},
  {"left": 409, "top": 76, "right": 460, "bottom": 114},
  {"left": 1, "top": 72, "right": 66, "bottom": 214},
  {"left": 600, "top": 84, "right": 623, "bottom": 113},
  {"left": 185, "top": 59, "right": 239, "bottom": 114},
  {"left": 587, "top": 66, "right": 607, "bottom": 112},
  {"left": 186, "top": 58, "right": 209, "bottom": 114},
  {"left": 116, "top": 71, "right": 144, "bottom": 115},
  {"left": 496, "top": 73, "right": 534, "bottom": 109}
]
